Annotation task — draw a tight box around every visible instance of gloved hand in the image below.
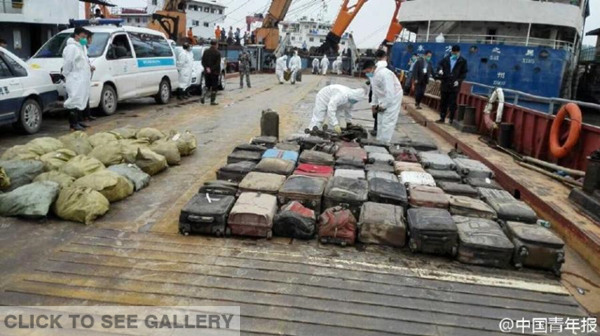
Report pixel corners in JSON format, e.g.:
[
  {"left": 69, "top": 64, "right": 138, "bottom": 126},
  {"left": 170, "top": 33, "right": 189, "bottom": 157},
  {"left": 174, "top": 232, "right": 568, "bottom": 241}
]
[
  {"left": 438, "top": 69, "right": 444, "bottom": 76},
  {"left": 333, "top": 125, "right": 342, "bottom": 134},
  {"left": 454, "top": 81, "right": 459, "bottom": 87}
]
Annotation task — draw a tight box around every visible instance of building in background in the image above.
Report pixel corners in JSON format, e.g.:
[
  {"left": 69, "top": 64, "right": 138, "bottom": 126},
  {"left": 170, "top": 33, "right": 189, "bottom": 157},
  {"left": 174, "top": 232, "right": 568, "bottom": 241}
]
[
  {"left": 145, "top": 0, "right": 225, "bottom": 39},
  {"left": 114, "top": 7, "right": 151, "bottom": 27},
  {"left": 278, "top": 17, "right": 350, "bottom": 51}
]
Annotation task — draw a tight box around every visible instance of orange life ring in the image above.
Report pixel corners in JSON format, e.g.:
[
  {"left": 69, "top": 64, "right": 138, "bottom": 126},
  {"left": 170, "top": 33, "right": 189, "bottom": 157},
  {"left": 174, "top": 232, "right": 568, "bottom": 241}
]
[{"left": 549, "top": 103, "right": 582, "bottom": 159}]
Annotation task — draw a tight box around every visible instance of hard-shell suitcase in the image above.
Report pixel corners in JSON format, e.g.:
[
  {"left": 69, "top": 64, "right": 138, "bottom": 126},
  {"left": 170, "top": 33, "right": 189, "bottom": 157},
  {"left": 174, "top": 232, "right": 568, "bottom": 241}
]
[
  {"left": 426, "top": 169, "right": 462, "bottom": 182},
  {"left": 228, "top": 192, "right": 277, "bottom": 238},
  {"left": 364, "top": 145, "right": 389, "bottom": 155},
  {"left": 294, "top": 163, "right": 333, "bottom": 178},
  {"left": 227, "top": 150, "right": 262, "bottom": 164},
  {"left": 478, "top": 187, "right": 514, "bottom": 201},
  {"left": 318, "top": 206, "right": 357, "bottom": 246},
  {"left": 486, "top": 198, "right": 538, "bottom": 223},
  {"left": 419, "top": 152, "right": 456, "bottom": 170},
  {"left": 274, "top": 142, "right": 301, "bottom": 152},
  {"left": 314, "top": 142, "right": 340, "bottom": 155},
  {"left": 254, "top": 158, "right": 295, "bottom": 176},
  {"left": 335, "top": 157, "right": 365, "bottom": 170},
  {"left": 179, "top": 193, "right": 236, "bottom": 236},
  {"left": 300, "top": 136, "right": 330, "bottom": 151},
  {"left": 368, "top": 152, "right": 395, "bottom": 165},
  {"left": 394, "top": 161, "right": 426, "bottom": 174},
  {"left": 251, "top": 136, "right": 277, "bottom": 148},
  {"left": 358, "top": 202, "right": 406, "bottom": 247},
  {"left": 239, "top": 172, "right": 286, "bottom": 195},
  {"left": 368, "top": 177, "right": 408, "bottom": 206},
  {"left": 365, "top": 162, "right": 396, "bottom": 174},
  {"left": 366, "top": 171, "right": 398, "bottom": 182},
  {"left": 217, "top": 161, "right": 256, "bottom": 182},
  {"left": 273, "top": 201, "right": 316, "bottom": 239},
  {"left": 261, "top": 109, "right": 279, "bottom": 139},
  {"left": 336, "top": 141, "right": 361, "bottom": 148},
  {"left": 389, "top": 146, "right": 419, "bottom": 163},
  {"left": 406, "top": 208, "right": 458, "bottom": 256},
  {"left": 235, "top": 144, "right": 267, "bottom": 153},
  {"left": 299, "top": 150, "right": 335, "bottom": 166},
  {"left": 454, "top": 216, "right": 514, "bottom": 268},
  {"left": 504, "top": 221, "right": 565, "bottom": 275},
  {"left": 437, "top": 181, "right": 479, "bottom": 198},
  {"left": 262, "top": 149, "right": 299, "bottom": 163},
  {"left": 395, "top": 138, "right": 438, "bottom": 152},
  {"left": 399, "top": 171, "right": 436, "bottom": 187},
  {"left": 454, "top": 158, "right": 494, "bottom": 178},
  {"left": 335, "top": 147, "right": 367, "bottom": 162},
  {"left": 278, "top": 175, "right": 327, "bottom": 213},
  {"left": 448, "top": 195, "right": 497, "bottom": 219},
  {"left": 334, "top": 169, "right": 366, "bottom": 180},
  {"left": 408, "top": 185, "right": 450, "bottom": 209},
  {"left": 360, "top": 138, "right": 388, "bottom": 148},
  {"left": 466, "top": 177, "right": 503, "bottom": 190},
  {"left": 323, "top": 176, "right": 368, "bottom": 219},
  {"left": 199, "top": 180, "right": 238, "bottom": 196}
]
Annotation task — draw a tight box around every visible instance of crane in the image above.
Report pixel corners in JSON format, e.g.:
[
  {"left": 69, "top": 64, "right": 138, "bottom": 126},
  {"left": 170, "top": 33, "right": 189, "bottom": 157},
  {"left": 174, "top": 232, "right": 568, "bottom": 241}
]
[
  {"left": 148, "top": 0, "right": 190, "bottom": 43},
  {"left": 255, "top": 0, "right": 294, "bottom": 51}
]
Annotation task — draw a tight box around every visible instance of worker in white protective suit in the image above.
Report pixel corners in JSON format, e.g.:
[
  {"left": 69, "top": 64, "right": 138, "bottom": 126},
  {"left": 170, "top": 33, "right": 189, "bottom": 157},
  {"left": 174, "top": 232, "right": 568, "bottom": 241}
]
[
  {"left": 289, "top": 50, "right": 302, "bottom": 84},
  {"left": 176, "top": 43, "right": 194, "bottom": 99},
  {"left": 312, "top": 57, "right": 320, "bottom": 74},
  {"left": 62, "top": 27, "right": 93, "bottom": 131},
  {"left": 332, "top": 55, "right": 343, "bottom": 75},
  {"left": 320, "top": 55, "right": 329, "bottom": 75},
  {"left": 364, "top": 49, "right": 403, "bottom": 143},
  {"left": 308, "top": 85, "right": 365, "bottom": 134},
  {"left": 275, "top": 54, "right": 288, "bottom": 84}
]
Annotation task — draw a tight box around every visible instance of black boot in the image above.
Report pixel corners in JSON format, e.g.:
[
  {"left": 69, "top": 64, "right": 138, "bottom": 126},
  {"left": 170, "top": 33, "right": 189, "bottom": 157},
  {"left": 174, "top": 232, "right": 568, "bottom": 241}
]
[
  {"left": 201, "top": 89, "right": 208, "bottom": 104},
  {"left": 69, "top": 110, "right": 84, "bottom": 131}
]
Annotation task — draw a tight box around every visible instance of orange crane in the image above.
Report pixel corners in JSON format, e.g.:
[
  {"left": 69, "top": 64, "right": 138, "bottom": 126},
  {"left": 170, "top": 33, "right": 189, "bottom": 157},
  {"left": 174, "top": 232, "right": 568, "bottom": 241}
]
[
  {"left": 148, "top": 0, "right": 192, "bottom": 44},
  {"left": 255, "top": 0, "right": 294, "bottom": 51}
]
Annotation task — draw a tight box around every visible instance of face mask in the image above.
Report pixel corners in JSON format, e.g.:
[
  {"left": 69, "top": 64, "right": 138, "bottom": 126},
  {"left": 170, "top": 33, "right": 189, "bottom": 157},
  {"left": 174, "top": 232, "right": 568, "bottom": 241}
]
[
  {"left": 366, "top": 72, "right": 374, "bottom": 79},
  {"left": 450, "top": 54, "right": 458, "bottom": 60},
  {"left": 348, "top": 99, "right": 358, "bottom": 105},
  {"left": 79, "top": 38, "right": 88, "bottom": 47}
]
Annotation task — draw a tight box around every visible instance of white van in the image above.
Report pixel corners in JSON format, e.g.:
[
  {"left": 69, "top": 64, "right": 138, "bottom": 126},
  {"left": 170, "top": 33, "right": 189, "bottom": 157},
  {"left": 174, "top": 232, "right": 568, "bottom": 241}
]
[{"left": 28, "top": 22, "right": 178, "bottom": 115}]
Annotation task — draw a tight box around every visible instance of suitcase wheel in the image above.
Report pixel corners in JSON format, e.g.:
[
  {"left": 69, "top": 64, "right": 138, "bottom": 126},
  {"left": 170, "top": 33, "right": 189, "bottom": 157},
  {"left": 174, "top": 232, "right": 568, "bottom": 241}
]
[
  {"left": 408, "top": 238, "right": 417, "bottom": 253},
  {"left": 181, "top": 231, "right": 190, "bottom": 236},
  {"left": 340, "top": 241, "right": 347, "bottom": 247}
]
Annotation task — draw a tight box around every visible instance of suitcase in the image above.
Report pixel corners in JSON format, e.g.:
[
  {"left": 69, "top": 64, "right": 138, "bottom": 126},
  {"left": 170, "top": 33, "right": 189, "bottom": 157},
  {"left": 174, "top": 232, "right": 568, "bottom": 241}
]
[
  {"left": 419, "top": 152, "right": 456, "bottom": 170},
  {"left": 179, "top": 193, "right": 236, "bottom": 236},
  {"left": 394, "top": 161, "right": 426, "bottom": 174},
  {"left": 360, "top": 138, "right": 388, "bottom": 148},
  {"left": 363, "top": 145, "right": 389, "bottom": 155},
  {"left": 251, "top": 135, "right": 277, "bottom": 148},
  {"left": 254, "top": 158, "right": 295, "bottom": 176},
  {"left": 486, "top": 198, "right": 538, "bottom": 223},
  {"left": 477, "top": 187, "right": 515, "bottom": 201},
  {"left": 454, "top": 158, "right": 494, "bottom": 178},
  {"left": 239, "top": 172, "right": 286, "bottom": 195},
  {"left": 437, "top": 181, "right": 479, "bottom": 198},
  {"left": 408, "top": 185, "right": 450, "bottom": 209},
  {"left": 335, "top": 147, "right": 367, "bottom": 162},
  {"left": 313, "top": 142, "right": 340, "bottom": 155},
  {"left": 300, "top": 136, "right": 330, "bottom": 151},
  {"left": 399, "top": 171, "right": 436, "bottom": 187},
  {"left": 448, "top": 195, "right": 497, "bottom": 219},
  {"left": 426, "top": 169, "right": 462, "bottom": 182},
  {"left": 406, "top": 208, "right": 458, "bottom": 256},
  {"left": 217, "top": 161, "right": 256, "bottom": 182},
  {"left": 503, "top": 221, "right": 565, "bottom": 275},
  {"left": 336, "top": 141, "right": 361, "bottom": 148},
  {"left": 395, "top": 138, "right": 438, "bottom": 151},
  {"left": 335, "top": 157, "right": 365, "bottom": 170},
  {"left": 274, "top": 142, "right": 301, "bottom": 152},
  {"left": 234, "top": 143, "right": 267, "bottom": 153},
  {"left": 366, "top": 171, "right": 398, "bottom": 182},
  {"left": 228, "top": 192, "right": 277, "bottom": 238},
  {"left": 368, "top": 177, "right": 408, "bottom": 206},
  {"left": 465, "top": 177, "right": 503, "bottom": 190},
  {"left": 273, "top": 201, "right": 316, "bottom": 239},
  {"left": 365, "top": 162, "right": 396, "bottom": 174},
  {"left": 368, "top": 152, "right": 395, "bottom": 165},
  {"left": 334, "top": 169, "right": 366, "bottom": 180},
  {"left": 227, "top": 150, "right": 262, "bottom": 164},
  {"left": 454, "top": 216, "right": 514, "bottom": 268},
  {"left": 323, "top": 176, "right": 368, "bottom": 219},
  {"left": 278, "top": 175, "right": 327, "bottom": 213},
  {"left": 389, "top": 146, "right": 419, "bottom": 163},
  {"left": 262, "top": 149, "right": 299, "bottom": 163},
  {"left": 318, "top": 206, "right": 357, "bottom": 246},
  {"left": 358, "top": 202, "right": 406, "bottom": 247},
  {"left": 199, "top": 180, "right": 238, "bottom": 196},
  {"left": 261, "top": 109, "right": 279, "bottom": 139},
  {"left": 299, "top": 150, "right": 335, "bottom": 166},
  {"left": 294, "top": 163, "right": 334, "bottom": 178}
]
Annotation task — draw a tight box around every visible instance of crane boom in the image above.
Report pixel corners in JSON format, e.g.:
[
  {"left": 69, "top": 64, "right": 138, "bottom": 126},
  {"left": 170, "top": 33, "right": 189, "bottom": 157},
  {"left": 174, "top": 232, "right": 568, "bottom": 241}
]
[
  {"left": 255, "top": 0, "right": 294, "bottom": 50},
  {"left": 148, "top": 0, "right": 189, "bottom": 43}
]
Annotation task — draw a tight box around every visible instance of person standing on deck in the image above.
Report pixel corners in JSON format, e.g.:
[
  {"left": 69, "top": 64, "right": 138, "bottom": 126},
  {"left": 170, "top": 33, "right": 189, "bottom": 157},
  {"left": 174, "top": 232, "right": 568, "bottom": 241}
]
[
  {"left": 238, "top": 47, "right": 251, "bottom": 88},
  {"left": 275, "top": 54, "right": 288, "bottom": 84},
  {"left": 320, "top": 55, "right": 329, "bottom": 75},
  {"left": 201, "top": 39, "right": 221, "bottom": 105},
  {"left": 176, "top": 42, "right": 194, "bottom": 99},
  {"left": 414, "top": 50, "right": 434, "bottom": 110},
  {"left": 289, "top": 50, "right": 302, "bottom": 85},
  {"left": 436, "top": 45, "right": 468, "bottom": 123},
  {"left": 312, "top": 57, "right": 320, "bottom": 74},
  {"left": 215, "top": 25, "right": 221, "bottom": 41},
  {"left": 62, "top": 27, "right": 93, "bottom": 131}
]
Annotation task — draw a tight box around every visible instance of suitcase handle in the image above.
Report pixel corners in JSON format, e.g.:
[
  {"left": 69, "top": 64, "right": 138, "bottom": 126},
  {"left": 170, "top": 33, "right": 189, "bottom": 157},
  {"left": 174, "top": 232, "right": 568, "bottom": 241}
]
[
  {"left": 422, "top": 235, "right": 448, "bottom": 241},
  {"left": 188, "top": 215, "right": 215, "bottom": 223}
]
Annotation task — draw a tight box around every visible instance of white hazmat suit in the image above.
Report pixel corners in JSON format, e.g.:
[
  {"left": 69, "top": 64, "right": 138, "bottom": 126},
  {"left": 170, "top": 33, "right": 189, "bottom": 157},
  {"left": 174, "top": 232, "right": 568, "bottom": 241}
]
[
  {"left": 62, "top": 37, "right": 91, "bottom": 111},
  {"left": 371, "top": 60, "right": 403, "bottom": 143},
  {"left": 275, "top": 55, "right": 288, "bottom": 84},
  {"left": 332, "top": 55, "right": 342, "bottom": 75},
  {"left": 308, "top": 84, "right": 365, "bottom": 130},
  {"left": 320, "top": 55, "right": 329, "bottom": 75},
  {"left": 177, "top": 48, "right": 194, "bottom": 90},
  {"left": 312, "top": 58, "right": 320, "bottom": 74},
  {"left": 289, "top": 51, "right": 302, "bottom": 84}
]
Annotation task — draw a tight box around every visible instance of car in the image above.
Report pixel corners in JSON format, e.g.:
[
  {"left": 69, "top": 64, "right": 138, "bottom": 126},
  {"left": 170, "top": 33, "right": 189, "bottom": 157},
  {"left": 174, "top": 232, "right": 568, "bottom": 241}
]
[
  {"left": 191, "top": 46, "right": 227, "bottom": 91},
  {"left": 27, "top": 20, "right": 179, "bottom": 116},
  {"left": 0, "top": 47, "right": 59, "bottom": 134}
]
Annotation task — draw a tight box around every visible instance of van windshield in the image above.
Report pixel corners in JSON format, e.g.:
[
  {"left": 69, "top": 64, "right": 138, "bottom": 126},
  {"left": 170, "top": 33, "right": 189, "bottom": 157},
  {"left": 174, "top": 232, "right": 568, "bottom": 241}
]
[{"left": 34, "top": 32, "right": 110, "bottom": 58}]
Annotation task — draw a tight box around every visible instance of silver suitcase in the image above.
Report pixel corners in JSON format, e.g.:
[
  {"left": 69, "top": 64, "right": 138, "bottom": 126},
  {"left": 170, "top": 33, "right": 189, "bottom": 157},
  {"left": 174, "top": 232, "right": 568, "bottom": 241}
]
[
  {"left": 363, "top": 145, "right": 389, "bottom": 155},
  {"left": 367, "top": 171, "right": 398, "bottom": 182},
  {"left": 448, "top": 195, "right": 497, "bottom": 219},
  {"left": 454, "top": 158, "right": 494, "bottom": 179},
  {"left": 418, "top": 152, "right": 456, "bottom": 170},
  {"left": 334, "top": 169, "right": 366, "bottom": 180}
]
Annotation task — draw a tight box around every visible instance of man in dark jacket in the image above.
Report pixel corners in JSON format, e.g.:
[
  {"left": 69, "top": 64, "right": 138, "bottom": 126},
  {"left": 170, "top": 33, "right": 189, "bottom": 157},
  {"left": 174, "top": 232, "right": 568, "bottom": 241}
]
[
  {"left": 413, "top": 50, "right": 434, "bottom": 110},
  {"left": 436, "top": 45, "right": 468, "bottom": 123},
  {"left": 201, "top": 39, "right": 222, "bottom": 105}
]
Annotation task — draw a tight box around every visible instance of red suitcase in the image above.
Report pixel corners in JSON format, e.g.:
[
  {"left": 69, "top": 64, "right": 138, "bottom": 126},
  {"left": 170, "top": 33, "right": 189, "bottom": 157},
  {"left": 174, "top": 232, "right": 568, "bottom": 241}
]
[
  {"left": 318, "top": 206, "right": 357, "bottom": 246},
  {"left": 294, "top": 163, "right": 333, "bottom": 178}
]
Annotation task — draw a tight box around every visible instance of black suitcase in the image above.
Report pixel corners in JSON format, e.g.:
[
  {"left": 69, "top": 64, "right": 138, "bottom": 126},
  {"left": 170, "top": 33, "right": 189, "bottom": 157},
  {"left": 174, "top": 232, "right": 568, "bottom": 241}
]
[
  {"left": 273, "top": 201, "right": 316, "bottom": 239},
  {"left": 299, "top": 150, "right": 335, "bottom": 166},
  {"left": 199, "top": 180, "right": 238, "bottom": 196},
  {"left": 227, "top": 150, "right": 262, "bottom": 164},
  {"left": 426, "top": 169, "right": 462, "bottom": 182},
  {"left": 179, "top": 193, "right": 235, "bottom": 236},
  {"left": 278, "top": 175, "right": 327, "bottom": 213},
  {"left": 323, "top": 176, "right": 368, "bottom": 219},
  {"left": 437, "top": 181, "right": 479, "bottom": 198},
  {"left": 454, "top": 215, "right": 514, "bottom": 268},
  {"left": 261, "top": 109, "right": 279, "bottom": 139},
  {"left": 217, "top": 161, "right": 256, "bottom": 182},
  {"left": 365, "top": 162, "right": 396, "bottom": 174},
  {"left": 251, "top": 136, "right": 277, "bottom": 148},
  {"left": 234, "top": 143, "right": 267, "bottom": 153},
  {"left": 465, "top": 177, "right": 503, "bottom": 190},
  {"left": 406, "top": 208, "right": 458, "bottom": 256},
  {"left": 368, "top": 177, "right": 408, "bottom": 207},
  {"left": 300, "top": 136, "right": 330, "bottom": 151},
  {"left": 335, "top": 157, "right": 366, "bottom": 170}
]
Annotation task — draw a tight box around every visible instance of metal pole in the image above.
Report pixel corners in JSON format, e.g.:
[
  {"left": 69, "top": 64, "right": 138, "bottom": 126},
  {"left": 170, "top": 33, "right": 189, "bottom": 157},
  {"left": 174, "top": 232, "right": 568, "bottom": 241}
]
[
  {"left": 426, "top": 20, "right": 430, "bottom": 42},
  {"left": 526, "top": 23, "right": 531, "bottom": 47}
]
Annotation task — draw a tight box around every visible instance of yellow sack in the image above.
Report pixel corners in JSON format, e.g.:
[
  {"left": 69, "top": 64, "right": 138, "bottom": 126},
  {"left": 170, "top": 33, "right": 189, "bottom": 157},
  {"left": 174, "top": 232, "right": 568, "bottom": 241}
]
[
  {"left": 34, "top": 171, "right": 76, "bottom": 189},
  {"left": 0, "top": 167, "right": 10, "bottom": 189},
  {"left": 136, "top": 128, "right": 165, "bottom": 143},
  {"left": 59, "top": 131, "right": 93, "bottom": 155},
  {"left": 132, "top": 148, "right": 168, "bottom": 176},
  {"left": 88, "top": 142, "right": 124, "bottom": 166},
  {"left": 168, "top": 130, "right": 197, "bottom": 156},
  {"left": 88, "top": 132, "right": 120, "bottom": 148},
  {"left": 39, "top": 148, "right": 77, "bottom": 172},
  {"left": 53, "top": 186, "right": 110, "bottom": 224},
  {"left": 120, "top": 139, "right": 150, "bottom": 163},
  {"left": 59, "top": 155, "right": 105, "bottom": 179},
  {"left": 73, "top": 170, "right": 134, "bottom": 202},
  {"left": 25, "top": 137, "right": 65, "bottom": 156},
  {"left": 110, "top": 127, "right": 138, "bottom": 139},
  {"left": 1, "top": 145, "right": 38, "bottom": 161},
  {"left": 150, "top": 139, "right": 181, "bottom": 165}
]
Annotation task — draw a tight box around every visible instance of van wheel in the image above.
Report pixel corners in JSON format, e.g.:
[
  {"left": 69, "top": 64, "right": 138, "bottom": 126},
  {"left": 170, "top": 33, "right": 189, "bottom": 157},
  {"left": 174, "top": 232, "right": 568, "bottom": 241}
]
[
  {"left": 100, "top": 85, "right": 118, "bottom": 115},
  {"left": 14, "top": 98, "right": 42, "bottom": 134},
  {"left": 155, "top": 79, "right": 171, "bottom": 104}
]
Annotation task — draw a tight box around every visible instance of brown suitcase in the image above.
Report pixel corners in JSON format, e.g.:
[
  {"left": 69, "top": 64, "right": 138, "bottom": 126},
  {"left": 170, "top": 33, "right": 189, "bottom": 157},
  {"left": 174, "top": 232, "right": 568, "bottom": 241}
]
[
  {"left": 228, "top": 192, "right": 277, "bottom": 238},
  {"left": 454, "top": 216, "right": 514, "bottom": 268},
  {"left": 278, "top": 175, "right": 327, "bottom": 213},
  {"left": 253, "top": 158, "right": 295, "bottom": 176},
  {"left": 299, "top": 150, "right": 335, "bottom": 166},
  {"left": 394, "top": 161, "right": 426, "bottom": 174},
  {"left": 437, "top": 181, "right": 479, "bottom": 198},
  {"left": 358, "top": 202, "right": 406, "bottom": 247},
  {"left": 408, "top": 185, "right": 450, "bottom": 209},
  {"left": 448, "top": 195, "right": 497, "bottom": 219},
  {"left": 318, "top": 206, "right": 357, "bottom": 246},
  {"left": 238, "top": 172, "right": 286, "bottom": 195}
]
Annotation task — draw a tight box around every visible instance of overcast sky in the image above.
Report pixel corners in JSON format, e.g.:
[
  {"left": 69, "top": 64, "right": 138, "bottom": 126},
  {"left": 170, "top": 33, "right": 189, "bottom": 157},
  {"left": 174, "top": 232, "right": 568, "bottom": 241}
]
[{"left": 116, "top": 0, "right": 599, "bottom": 47}]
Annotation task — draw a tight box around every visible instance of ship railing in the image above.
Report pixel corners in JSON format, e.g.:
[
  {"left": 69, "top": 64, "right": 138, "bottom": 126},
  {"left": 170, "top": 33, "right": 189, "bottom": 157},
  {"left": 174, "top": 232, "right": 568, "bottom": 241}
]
[
  {"left": 403, "top": 34, "right": 574, "bottom": 51},
  {"left": 0, "top": 0, "right": 23, "bottom": 14}
]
